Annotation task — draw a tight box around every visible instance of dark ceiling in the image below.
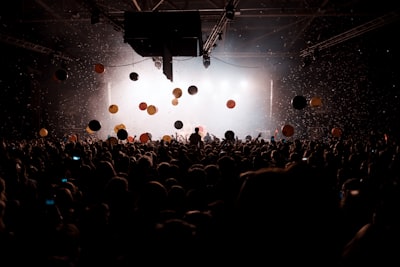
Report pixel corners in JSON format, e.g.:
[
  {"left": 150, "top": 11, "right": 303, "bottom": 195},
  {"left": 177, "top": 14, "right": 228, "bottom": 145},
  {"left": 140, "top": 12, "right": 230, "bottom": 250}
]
[
  {"left": 1, "top": 0, "right": 399, "bottom": 64},
  {"left": 0, "top": 1, "right": 399, "bottom": 139}
]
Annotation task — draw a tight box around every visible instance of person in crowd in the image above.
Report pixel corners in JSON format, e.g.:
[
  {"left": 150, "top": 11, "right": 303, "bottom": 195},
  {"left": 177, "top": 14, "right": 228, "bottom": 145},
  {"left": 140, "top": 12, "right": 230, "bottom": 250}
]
[
  {"left": 0, "top": 130, "right": 398, "bottom": 266},
  {"left": 189, "top": 127, "right": 202, "bottom": 148}
]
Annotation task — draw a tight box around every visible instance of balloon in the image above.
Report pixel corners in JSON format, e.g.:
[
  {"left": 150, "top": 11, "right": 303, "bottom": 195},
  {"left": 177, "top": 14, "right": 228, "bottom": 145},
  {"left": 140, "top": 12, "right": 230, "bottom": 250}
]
[
  {"left": 129, "top": 72, "right": 139, "bottom": 81},
  {"left": 172, "top": 88, "right": 183, "bottom": 98},
  {"left": 331, "top": 127, "right": 342, "bottom": 137},
  {"left": 108, "top": 104, "right": 119, "bottom": 114},
  {"left": 139, "top": 133, "right": 150, "bottom": 143},
  {"left": 310, "top": 96, "right": 322, "bottom": 107},
  {"left": 94, "top": 63, "right": 105, "bottom": 73},
  {"left": 55, "top": 69, "right": 68, "bottom": 81},
  {"left": 39, "top": 128, "right": 48, "bottom": 137},
  {"left": 69, "top": 134, "right": 78, "bottom": 142},
  {"left": 127, "top": 135, "right": 135, "bottom": 143},
  {"left": 172, "top": 98, "right": 179, "bottom": 106},
  {"left": 224, "top": 130, "right": 235, "bottom": 141},
  {"left": 139, "top": 102, "right": 147, "bottom": 110},
  {"left": 188, "top": 85, "right": 198, "bottom": 95},
  {"left": 227, "top": 99, "right": 236, "bottom": 109},
  {"left": 114, "top": 123, "right": 126, "bottom": 134},
  {"left": 86, "top": 126, "right": 95, "bottom": 134},
  {"left": 281, "top": 124, "right": 294, "bottom": 137},
  {"left": 88, "top": 120, "right": 101, "bottom": 131},
  {"left": 291, "top": 95, "right": 307, "bottom": 110},
  {"left": 107, "top": 136, "right": 118, "bottom": 145},
  {"left": 174, "top": 120, "right": 183, "bottom": 129},
  {"left": 162, "top": 135, "right": 172, "bottom": 143},
  {"left": 117, "top": 129, "right": 128, "bottom": 140},
  {"left": 147, "top": 105, "right": 157, "bottom": 115}
]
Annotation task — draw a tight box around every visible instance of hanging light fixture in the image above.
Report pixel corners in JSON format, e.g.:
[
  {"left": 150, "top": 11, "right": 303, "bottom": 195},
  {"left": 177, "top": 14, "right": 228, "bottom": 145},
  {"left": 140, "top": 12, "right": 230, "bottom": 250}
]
[
  {"left": 225, "top": 2, "right": 235, "bottom": 20},
  {"left": 152, "top": 56, "right": 162, "bottom": 69},
  {"left": 203, "top": 54, "right": 211, "bottom": 68}
]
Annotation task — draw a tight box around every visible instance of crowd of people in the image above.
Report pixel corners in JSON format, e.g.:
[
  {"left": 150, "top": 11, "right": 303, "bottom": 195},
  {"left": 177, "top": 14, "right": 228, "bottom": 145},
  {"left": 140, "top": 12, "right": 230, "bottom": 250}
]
[{"left": 0, "top": 129, "right": 399, "bottom": 266}]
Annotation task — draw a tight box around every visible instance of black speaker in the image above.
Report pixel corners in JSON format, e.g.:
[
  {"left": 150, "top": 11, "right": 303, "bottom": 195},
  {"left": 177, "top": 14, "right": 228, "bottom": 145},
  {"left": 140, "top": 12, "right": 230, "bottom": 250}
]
[{"left": 124, "top": 11, "right": 203, "bottom": 57}]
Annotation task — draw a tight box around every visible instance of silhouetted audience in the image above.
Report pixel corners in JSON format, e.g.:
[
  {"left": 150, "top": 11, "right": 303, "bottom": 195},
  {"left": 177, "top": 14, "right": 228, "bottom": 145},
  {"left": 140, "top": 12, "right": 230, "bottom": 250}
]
[
  {"left": 0, "top": 132, "right": 398, "bottom": 266},
  {"left": 189, "top": 127, "right": 203, "bottom": 148}
]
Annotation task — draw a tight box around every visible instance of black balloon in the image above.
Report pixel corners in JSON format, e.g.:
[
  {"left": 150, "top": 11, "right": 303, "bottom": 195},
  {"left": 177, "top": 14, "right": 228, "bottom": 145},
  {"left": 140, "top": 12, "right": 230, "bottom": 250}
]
[
  {"left": 291, "top": 95, "right": 307, "bottom": 110},
  {"left": 55, "top": 69, "right": 68, "bottom": 81},
  {"left": 117, "top": 129, "right": 128, "bottom": 140},
  {"left": 188, "top": 85, "right": 198, "bottom": 95},
  {"left": 129, "top": 72, "right": 139, "bottom": 81},
  {"left": 224, "top": 130, "right": 235, "bottom": 141},
  {"left": 88, "top": 120, "right": 101, "bottom": 131},
  {"left": 174, "top": 120, "right": 183, "bottom": 129}
]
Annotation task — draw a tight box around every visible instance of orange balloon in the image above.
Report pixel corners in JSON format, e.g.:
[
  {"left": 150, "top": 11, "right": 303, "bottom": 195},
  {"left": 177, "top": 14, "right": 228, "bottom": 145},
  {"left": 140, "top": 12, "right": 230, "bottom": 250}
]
[
  {"left": 162, "top": 135, "right": 172, "bottom": 143},
  {"left": 69, "top": 134, "right": 78, "bottom": 142},
  {"left": 331, "top": 127, "right": 342, "bottom": 137},
  {"left": 281, "top": 124, "right": 294, "bottom": 137},
  {"left": 127, "top": 136, "right": 135, "bottom": 143},
  {"left": 86, "top": 126, "right": 95, "bottom": 134},
  {"left": 140, "top": 133, "right": 150, "bottom": 143},
  {"left": 109, "top": 104, "right": 119, "bottom": 114},
  {"left": 172, "top": 98, "right": 179, "bottom": 106},
  {"left": 94, "top": 63, "right": 105, "bottom": 74},
  {"left": 310, "top": 96, "right": 322, "bottom": 107},
  {"left": 227, "top": 99, "right": 236, "bottom": 109},
  {"left": 39, "top": 128, "right": 48, "bottom": 137},
  {"left": 139, "top": 102, "right": 147, "bottom": 110},
  {"left": 172, "top": 88, "right": 183, "bottom": 98},
  {"left": 147, "top": 105, "right": 157, "bottom": 115},
  {"left": 114, "top": 123, "right": 126, "bottom": 134}
]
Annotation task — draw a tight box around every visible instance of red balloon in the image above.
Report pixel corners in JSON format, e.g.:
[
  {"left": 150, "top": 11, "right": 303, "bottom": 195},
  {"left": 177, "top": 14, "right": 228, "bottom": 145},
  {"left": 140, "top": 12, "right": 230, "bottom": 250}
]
[
  {"left": 139, "top": 133, "right": 150, "bottom": 143},
  {"left": 331, "top": 127, "right": 342, "bottom": 137},
  {"left": 227, "top": 99, "right": 236, "bottom": 109},
  {"left": 281, "top": 124, "right": 294, "bottom": 137},
  {"left": 139, "top": 102, "right": 147, "bottom": 111},
  {"left": 94, "top": 63, "right": 105, "bottom": 73}
]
